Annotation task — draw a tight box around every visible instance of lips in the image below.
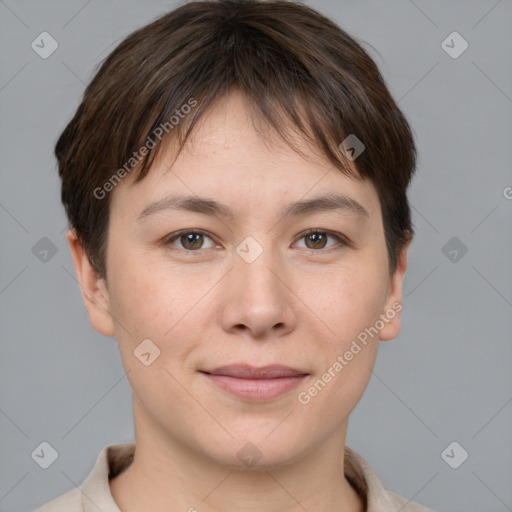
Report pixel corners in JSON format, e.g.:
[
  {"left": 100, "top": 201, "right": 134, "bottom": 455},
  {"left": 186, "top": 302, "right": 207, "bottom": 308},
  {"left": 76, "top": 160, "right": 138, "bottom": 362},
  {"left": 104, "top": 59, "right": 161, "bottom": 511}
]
[
  {"left": 200, "top": 364, "right": 310, "bottom": 401},
  {"left": 200, "top": 364, "right": 309, "bottom": 379}
]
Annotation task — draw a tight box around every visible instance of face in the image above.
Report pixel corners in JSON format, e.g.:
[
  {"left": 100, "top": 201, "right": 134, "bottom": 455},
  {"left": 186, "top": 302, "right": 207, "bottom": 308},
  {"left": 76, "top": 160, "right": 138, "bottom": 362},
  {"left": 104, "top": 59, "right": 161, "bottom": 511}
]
[{"left": 68, "top": 89, "right": 407, "bottom": 469}]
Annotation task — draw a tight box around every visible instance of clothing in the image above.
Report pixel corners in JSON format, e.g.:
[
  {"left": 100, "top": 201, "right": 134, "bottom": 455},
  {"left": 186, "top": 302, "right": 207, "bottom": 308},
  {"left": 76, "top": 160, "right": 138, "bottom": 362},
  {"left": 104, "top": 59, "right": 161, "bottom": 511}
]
[{"left": 35, "top": 443, "right": 434, "bottom": 511}]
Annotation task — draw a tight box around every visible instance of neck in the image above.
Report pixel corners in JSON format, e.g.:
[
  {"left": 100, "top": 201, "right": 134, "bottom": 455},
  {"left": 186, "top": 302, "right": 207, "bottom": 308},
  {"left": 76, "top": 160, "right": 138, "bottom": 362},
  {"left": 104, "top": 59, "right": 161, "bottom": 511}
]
[{"left": 110, "top": 403, "right": 364, "bottom": 512}]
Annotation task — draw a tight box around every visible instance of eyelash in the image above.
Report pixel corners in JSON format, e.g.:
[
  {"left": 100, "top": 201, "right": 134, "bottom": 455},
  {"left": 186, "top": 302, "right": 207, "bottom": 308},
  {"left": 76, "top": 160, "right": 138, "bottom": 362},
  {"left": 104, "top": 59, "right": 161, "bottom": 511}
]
[{"left": 162, "top": 228, "right": 350, "bottom": 254}]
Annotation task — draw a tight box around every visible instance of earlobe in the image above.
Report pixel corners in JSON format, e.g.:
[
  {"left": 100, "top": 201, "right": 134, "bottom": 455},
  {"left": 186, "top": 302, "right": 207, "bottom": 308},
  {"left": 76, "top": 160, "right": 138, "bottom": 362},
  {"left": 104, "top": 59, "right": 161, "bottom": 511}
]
[
  {"left": 66, "top": 228, "right": 116, "bottom": 337},
  {"left": 378, "top": 241, "right": 409, "bottom": 342}
]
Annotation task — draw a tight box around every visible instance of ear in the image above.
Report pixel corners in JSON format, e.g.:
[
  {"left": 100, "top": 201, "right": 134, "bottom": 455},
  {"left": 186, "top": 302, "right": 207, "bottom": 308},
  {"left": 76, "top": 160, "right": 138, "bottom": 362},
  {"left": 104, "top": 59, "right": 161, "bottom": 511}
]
[
  {"left": 66, "top": 228, "right": 116, "bottom": 337},
  {"left": 378, "top": 240, "right": 410, "bottom": 341}
]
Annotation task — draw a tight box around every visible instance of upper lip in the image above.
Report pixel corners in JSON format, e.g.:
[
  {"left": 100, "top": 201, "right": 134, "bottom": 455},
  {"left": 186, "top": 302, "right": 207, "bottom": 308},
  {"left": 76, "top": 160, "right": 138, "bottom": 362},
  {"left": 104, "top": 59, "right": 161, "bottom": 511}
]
[{"left": 200, "top": 364, "right": 309, "bottom": 379}]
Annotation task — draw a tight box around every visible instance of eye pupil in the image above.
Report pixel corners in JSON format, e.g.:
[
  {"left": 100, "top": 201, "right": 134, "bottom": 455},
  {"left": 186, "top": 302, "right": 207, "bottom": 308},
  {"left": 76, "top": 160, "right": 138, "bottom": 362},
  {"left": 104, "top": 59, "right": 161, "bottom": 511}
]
[
  {"left": 306, "top": 233, "right": 327, "bottom": 249},
  {"left": 182, "top": 233, "right": 203, "bottom": 250}
]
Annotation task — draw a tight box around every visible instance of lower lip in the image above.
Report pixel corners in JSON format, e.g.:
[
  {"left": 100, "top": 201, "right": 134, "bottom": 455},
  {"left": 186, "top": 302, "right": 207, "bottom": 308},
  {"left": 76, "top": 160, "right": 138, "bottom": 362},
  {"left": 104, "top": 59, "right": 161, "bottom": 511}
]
[{"left": 202, "top": 373, "right": 308, "bottom": 401}]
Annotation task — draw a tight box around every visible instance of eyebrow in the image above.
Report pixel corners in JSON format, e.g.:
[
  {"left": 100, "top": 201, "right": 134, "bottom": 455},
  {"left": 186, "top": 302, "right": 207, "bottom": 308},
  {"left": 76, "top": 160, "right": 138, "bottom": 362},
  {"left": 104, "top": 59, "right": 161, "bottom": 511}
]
[{"left": 136, "top": 193, "right": 369, "bottom": 222}]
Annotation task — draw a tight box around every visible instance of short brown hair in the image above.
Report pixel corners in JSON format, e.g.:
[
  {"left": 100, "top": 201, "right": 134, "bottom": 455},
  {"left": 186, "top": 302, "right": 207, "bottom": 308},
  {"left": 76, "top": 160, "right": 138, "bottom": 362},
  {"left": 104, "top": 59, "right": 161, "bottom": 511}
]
[{"left": 56, "top": 0, "right": 417, "bottom": 280}]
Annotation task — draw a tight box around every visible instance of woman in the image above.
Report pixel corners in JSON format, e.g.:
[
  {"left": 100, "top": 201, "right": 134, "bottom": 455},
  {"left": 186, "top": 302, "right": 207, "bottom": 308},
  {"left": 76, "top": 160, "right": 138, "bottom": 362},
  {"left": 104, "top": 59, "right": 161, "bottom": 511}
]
[{"left": 37, "top": 1, "right": 434, "bottom": 510}]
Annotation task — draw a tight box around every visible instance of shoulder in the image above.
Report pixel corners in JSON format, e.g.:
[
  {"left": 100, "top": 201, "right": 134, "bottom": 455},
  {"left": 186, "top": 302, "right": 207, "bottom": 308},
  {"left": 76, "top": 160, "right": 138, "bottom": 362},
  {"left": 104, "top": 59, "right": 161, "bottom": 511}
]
[
  {"left": 344, "top": 445, "right": 436, "bottom": 512},
  {"left": 386, "top": 490, "right": 436, "bottom": 511},
  {"left": 34, "top": 487, "right": 83, "bottom": 511},
  {"left": 34, "top": 443, "right": 134, "bottom": 512}
]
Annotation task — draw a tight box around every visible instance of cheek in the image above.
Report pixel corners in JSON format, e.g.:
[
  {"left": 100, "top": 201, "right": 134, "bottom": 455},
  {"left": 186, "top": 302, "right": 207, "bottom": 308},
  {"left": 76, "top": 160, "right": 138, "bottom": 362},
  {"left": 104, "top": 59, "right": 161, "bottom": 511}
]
[
  {"left": 106, "top": 260, "right": 203, "bottom": 418},
  {"left": 297, "top": 265, "right": 385, "bottom": 424},
  {"left": 307, "top": 257, "right": 388, "bottom": 345},
  {"left": 295, "top": 256, "right": 387, "bottom": 404},
  {"left": 106, "top": 250, "right": 212, "bottom": 384},
  {"left": 107, "top": 250, "right": 189, "bottom": 339}
]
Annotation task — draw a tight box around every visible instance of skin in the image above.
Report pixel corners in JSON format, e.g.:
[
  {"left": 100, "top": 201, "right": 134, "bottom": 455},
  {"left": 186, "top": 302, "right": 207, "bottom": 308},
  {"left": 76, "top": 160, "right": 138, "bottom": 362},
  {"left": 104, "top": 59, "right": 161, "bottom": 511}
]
[{"left": 67, "top": 89, "right": 408, "bottom": 512}]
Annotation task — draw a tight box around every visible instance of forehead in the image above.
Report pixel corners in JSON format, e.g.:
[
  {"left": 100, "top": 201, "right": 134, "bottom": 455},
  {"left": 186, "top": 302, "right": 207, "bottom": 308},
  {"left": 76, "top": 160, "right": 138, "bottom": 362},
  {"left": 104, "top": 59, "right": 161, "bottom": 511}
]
[{"left": 112, "top": 91, "right": 380, "bottom": 219}]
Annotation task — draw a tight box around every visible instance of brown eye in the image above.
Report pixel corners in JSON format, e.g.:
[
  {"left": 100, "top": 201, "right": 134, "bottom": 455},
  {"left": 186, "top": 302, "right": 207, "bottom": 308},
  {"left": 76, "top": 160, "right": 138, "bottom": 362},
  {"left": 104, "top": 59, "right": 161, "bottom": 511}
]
[
  {"left": 180, "top": 232, "right": 204, "bottom": 250},
  {"left": 304, "top": 232, "right": 328, "bottom": 249},
  {"left": 295, "top": 229, "right": 348, "bottom": 251},
  {"left": 165, "top": 230, "right": 216, "bottom": 251}
]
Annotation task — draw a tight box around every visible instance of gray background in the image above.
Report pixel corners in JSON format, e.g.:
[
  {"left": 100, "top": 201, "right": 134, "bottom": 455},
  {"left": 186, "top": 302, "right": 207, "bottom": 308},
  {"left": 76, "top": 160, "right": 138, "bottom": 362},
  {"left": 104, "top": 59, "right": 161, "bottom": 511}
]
[{"left": 1, "top": 1, "right": 511, "bottom": 511}]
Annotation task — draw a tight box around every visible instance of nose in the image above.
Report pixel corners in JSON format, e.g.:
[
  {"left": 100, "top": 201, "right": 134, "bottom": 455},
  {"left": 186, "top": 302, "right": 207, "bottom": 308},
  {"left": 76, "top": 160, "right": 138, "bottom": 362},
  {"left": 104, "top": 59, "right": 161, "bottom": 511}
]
[{"left": 218, "top": 244, "right": 298, "bottom": 339}]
